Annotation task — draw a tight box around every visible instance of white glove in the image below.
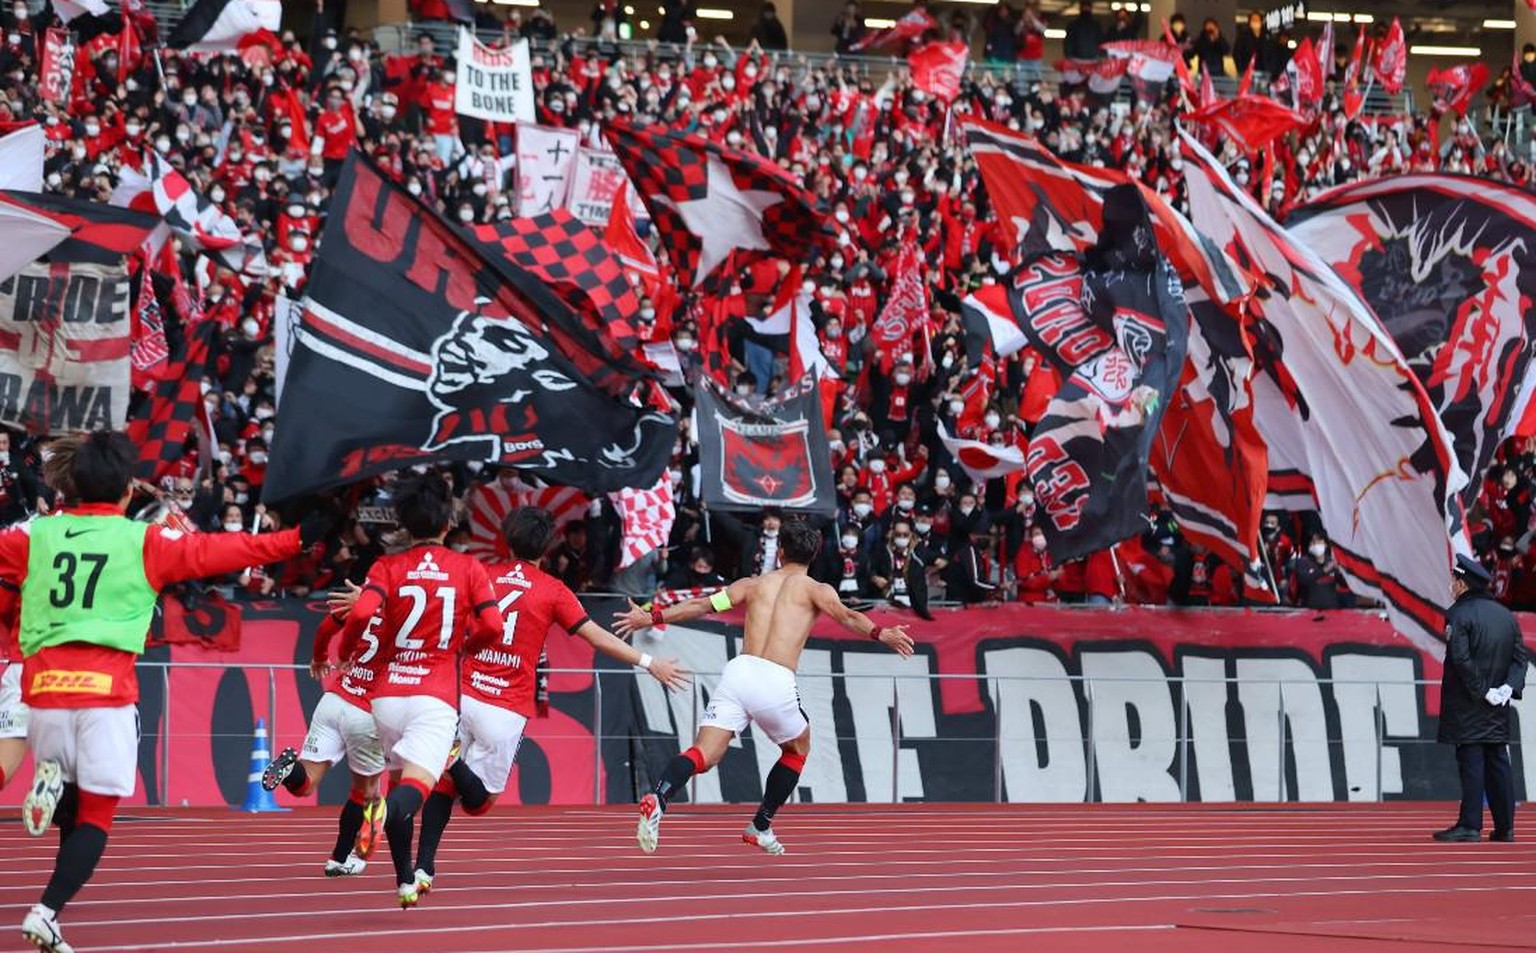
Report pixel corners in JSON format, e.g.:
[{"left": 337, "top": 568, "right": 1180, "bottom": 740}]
[{"left": 1485, "top": 685, "right": 1514, "bottom": 707}]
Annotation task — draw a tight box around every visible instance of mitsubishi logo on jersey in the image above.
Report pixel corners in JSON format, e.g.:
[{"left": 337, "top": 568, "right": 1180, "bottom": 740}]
[
  {"left": 408, "top": 552, "right": 450, "bottom": 581},
  {"left": 499, "top": 561, "right": 533, "bottom": 589}
]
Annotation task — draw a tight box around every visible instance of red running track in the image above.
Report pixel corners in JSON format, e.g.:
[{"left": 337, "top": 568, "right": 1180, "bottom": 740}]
[{"left": 1, "top": 803, "right": 1533, "bottom": 952}]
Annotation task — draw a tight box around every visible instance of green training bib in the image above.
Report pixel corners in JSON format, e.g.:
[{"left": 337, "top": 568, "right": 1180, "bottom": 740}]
[{"left": 19, "top": 513, "right": 157, "bottom": 658}]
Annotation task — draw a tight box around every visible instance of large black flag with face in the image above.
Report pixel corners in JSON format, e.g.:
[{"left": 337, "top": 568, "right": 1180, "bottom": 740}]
[
  {"left": 1007, "top": 185, "right": 1189, "bottom": 561},
  {"left": 695, "top": 375, "right": 836, "bottom": 516},
  {"left": 264, "top": 154, "right": 677, "bottom": 503}
]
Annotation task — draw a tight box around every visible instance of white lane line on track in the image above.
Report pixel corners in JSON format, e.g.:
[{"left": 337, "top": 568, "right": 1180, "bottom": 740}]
[
  {"left": 26, "top": 858, "right": 1536, "bottom": 908},
  {"left": 50, "top": 870, "right": 1536, "bottom": 926},
  {"left": 74, "top": 884, "right": 1536, "bottom": 951}
]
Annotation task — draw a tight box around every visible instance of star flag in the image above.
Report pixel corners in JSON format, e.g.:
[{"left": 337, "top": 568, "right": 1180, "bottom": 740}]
[{"left": 603, "top": 123, "right": 827, "bottom": 289}]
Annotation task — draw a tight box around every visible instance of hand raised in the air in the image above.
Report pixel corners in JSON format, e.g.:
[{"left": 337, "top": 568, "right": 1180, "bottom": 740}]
[
  {"left": 878, "top": 624, "right": 916, "bottom": 658},
  {"left": 613, "top": 598, "right": 653, "bottom": 637},
  {"left": 646, "top": 656, "right": 692, "bottom": 692}
]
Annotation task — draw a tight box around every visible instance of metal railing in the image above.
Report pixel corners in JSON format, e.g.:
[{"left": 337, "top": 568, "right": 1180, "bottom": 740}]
[{"left": 127, "top": 659, "right": 1501, "bottom": 807}]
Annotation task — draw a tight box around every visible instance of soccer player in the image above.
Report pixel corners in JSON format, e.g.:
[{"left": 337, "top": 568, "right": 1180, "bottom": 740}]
[
  {"left": 614, "top": 518, "right": 914, "bottom": 854},
  {"left": 0, "top": 588, "right": 26, "bottom": 799},
  {"left": 331, "top": 473, "right": 505, "bottom": 908},
  {"left": 0, "top": 432, "right": 315, "bottom": 953},
  {"left": 261, "top": 610, "right": 388, "bottom": 876},
  {"left": 407, "top": 507, "right": 691, "bottom": 894}
]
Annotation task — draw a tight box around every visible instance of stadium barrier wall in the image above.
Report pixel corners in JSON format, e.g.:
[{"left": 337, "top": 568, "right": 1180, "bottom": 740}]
[{"left": 2, "top": 596, "right": 1530, "bottom": 807}]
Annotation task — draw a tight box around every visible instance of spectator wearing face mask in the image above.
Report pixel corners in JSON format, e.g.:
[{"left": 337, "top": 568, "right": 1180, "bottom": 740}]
[
  {"left": 859, "top": 440, "right": 925, "bottom": 515},
  {"left": 316, "top": 84, "right": 361, "bottom": 182},
  {"left": 911, "top": 502, "right": 950, "bottom": 578},
  {"left": 664, "top": 545, "right": 725, "bottom": 591},
  {"left": 868, "top": 517, "right": 932, "bottom": 618},
  {"left": 708, "top": 507, "right": 785, "bottom": 577},
  {"left": 548, "top": 520, "right": 593, "bottom": 592},
  {"left": 0, "top": 429, "right": 43, "bottom": 524},
  {"left": 1014, "top": 524, "right": 1058, "bottom": 604},
  {"left": 1117, "top": 534, "right": 1174, "bottom": 605},
  {"left": 946, "top": 520, "right": 1000, "bottom": 605},
  {"left": 1290, "top": 532, "right": 1350, "bottom": 609}
]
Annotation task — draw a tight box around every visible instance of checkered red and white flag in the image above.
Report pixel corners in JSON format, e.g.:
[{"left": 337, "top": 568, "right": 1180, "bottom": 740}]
[
  {"left": 126, "top": 152, "right": 260, "bottom": 274},
  {"left": 611, "top": 474, "right": 675, "bottom": 569}
]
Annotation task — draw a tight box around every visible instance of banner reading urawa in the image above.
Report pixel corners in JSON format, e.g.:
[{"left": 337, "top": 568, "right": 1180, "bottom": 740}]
[{"left": 5, "top": 598, "right": 1529, "bottom": 808}]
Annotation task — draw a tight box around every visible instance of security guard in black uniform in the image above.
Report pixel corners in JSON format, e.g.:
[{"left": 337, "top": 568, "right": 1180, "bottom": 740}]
[{"left": 1433, "top": 554, "right": 1528, "bottom": 842}]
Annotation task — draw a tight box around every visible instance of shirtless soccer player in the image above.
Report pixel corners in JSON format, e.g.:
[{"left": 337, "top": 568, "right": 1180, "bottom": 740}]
[
  {"left": 261, "top": 610, "right": 387, "bottom": 876},
  {"left": 332, "top": 474, "right": 505, "bottom": 908},
  {"left": 0, "top": 432, "right": 313, "bottom": 953},
  {"left": 615, "top": 519, "right": 914, "bottom": 854},
  {"left": 405, "top": 506, "right": 691, "bottom": 894}
]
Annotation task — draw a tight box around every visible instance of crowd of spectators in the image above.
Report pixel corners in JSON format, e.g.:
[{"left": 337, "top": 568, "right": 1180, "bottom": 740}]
[{"left": 0, "top": 0, "right": 1527, "bottom": 615}]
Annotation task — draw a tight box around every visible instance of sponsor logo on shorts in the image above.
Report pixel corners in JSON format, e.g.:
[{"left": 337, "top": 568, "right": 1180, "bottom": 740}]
[
  {"left": 0, "top": 708, "right": 24, "bottom": 734},
  {"left": 29, "top": 670, "right": 113, "bottom": 695}
]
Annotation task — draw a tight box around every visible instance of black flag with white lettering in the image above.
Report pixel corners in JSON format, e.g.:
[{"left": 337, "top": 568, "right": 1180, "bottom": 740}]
[
  {"left": 264, "top": 154, "right": 676, "bottom": 503},
  {"left": 1008, "top": 186, "right": 1189, "bottom": 561}
]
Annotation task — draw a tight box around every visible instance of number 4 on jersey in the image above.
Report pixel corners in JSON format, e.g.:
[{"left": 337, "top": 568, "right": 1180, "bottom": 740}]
[{"left": 499, "top": 588, "right": 526, "bottom": 647}]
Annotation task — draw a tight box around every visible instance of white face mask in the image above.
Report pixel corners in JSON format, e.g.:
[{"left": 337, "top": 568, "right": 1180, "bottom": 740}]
[
  {"left": 852, "top": 502, "right": 873, "bottom": 518},
  {"left": 896, "top": 498, "right": 914, "bottom": 511},
  {"left": 1309, "top": 543, "right": 1328, "bottom": 559},
  {"left": 934, "top": 474, "right": 951, "bottom": 490},
  {"left": 915, "top": 521, "right": 932, "bottom": 534},
  {"left": 959, "top": 504, "right": 975, "bottom": 516},
  {"left": 249, "top": 451, "right": 268, "bottom": 465},
  {"left": 834, "top": 209, "right": 850, "bottom": 223},
  {"left": 984, "top": 413, "right": 1001, "bottom": 429},
  {"left": 290, "top": 235, "right": 309, "bottom": 252},
  {"left": 668, "top": 468, "right": 683, "bottom": 485},
  {"left": 828, "top": 440, "right": 844, "bottom": 453},
  {"left": 407, "top": 182, "right": 423, "bottom": 196},
  {"left": 1031, "top": 535, "right": 1048, "bottom": 552},
  {"left": 825, "top": 326, "right": 841, "bottom": 339},
  {"left": 458, "top": 208, "right": 474, "bottom": 223},
  {"left": 1019, "top": 492, "right": 1034, "bottom": 507},
  {"left": 223, "top": 521, "right": 244, "bottom": 533},
  {"left": 893, "top": 372, "right": 912, "bottom": 386},
  {"left": 674, "top": 337, "right": 696, "bottom": 352},
  {"left": 841, "top": 534, "right": 859, "bottom": 549},
  {"left": 736, "top": 384, "right": 752, "bottom": 396},
  {"left": 949, "top": 400, "right": 964, "bottom": 416},
  {"left": 891, "top": 536, "right": 910, "bottom": 550},
  {"left": 762, "top": 528, "right": 778, "bottom": 540},
  {"left": 868, "top": 459, "right": 886, "bottom": 474}
]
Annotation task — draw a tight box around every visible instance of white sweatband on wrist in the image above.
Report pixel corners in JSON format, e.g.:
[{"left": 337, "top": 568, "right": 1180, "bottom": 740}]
[{"left": 638, "top": 653, "right": 653, "bottom": 671}]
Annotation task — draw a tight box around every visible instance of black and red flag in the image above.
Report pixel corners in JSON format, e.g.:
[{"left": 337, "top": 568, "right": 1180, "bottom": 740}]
[
  {"left": 1007, "top": 186, "right": 1190, "bottom": 561},
  {"left": 1288, "top": 175, "right": 1536, "bottom": 516},
  {"left": 126, "top": 321, "right": 217, "bottom": 480},
  {"left": 465, "top": 209, "right": 656, "bottom": 394},
  {"left": 603, "top": 122, "right": 827, "bottom": 289},
  {"left": 695, "top": 374, "right": 835, "bottom": 516},
  {"left": 264, "top": 154, "right": 676, "bottom": 503}
]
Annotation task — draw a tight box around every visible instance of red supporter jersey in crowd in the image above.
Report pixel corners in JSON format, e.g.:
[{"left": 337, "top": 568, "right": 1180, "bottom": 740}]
[
  {"left": 463, "top": 559, "right": 590, "bottom": 717},
  {"left": 339, "top": 543, "right": 501, "bottom": 707}
]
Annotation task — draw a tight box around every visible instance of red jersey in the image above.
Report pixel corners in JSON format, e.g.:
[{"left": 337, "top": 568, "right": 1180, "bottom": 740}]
[
  {"left": 312, "top": 613, "right": 378, "bottom": 711},
  {"left": 339, "top": 544, "right": 501, "bottom": 707},
  {"left": 0, "top": 505, "right": 302, "bottom": 707},
  {"left": 463, "top": 559, "right": 589, "bottom": 716}
]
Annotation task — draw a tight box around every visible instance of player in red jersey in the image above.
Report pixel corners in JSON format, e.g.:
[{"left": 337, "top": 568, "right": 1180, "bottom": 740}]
[
  {"left": 406, "top": 507, "right": 690, "bottom": 893},
  {"left": 261, "top": 610, "right": 388, "bottom": 876},
  {"left": 0, "top": 555, "right": 26, "bottom": 800},
  {"left": 0, "top": 433, "right": 313, "bottom": 953},
  {"left": 331, "top": 474, "right": 504, "bottom": 908}
]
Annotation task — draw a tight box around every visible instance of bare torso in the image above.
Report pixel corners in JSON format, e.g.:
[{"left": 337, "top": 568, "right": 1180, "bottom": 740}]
[{"left": 737, "top": 567, "right": 827, "bottom": 671}]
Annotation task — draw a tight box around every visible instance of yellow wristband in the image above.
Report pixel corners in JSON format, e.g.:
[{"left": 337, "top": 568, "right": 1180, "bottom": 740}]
[{"left": 709, "top": 590, "right": 733, "bottom": 613}]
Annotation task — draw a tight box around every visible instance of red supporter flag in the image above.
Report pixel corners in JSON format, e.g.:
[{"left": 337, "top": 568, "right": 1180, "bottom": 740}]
[
  {"left": 1375, "top": 18, "right": 1407, "bottom": 95},
  {"left": 122, "top": 151, "right": 260, "bottom": 273},
  {"left": 130, "top": 262, "right": 170, "bottom": 385},
  {"left": 1161, "top": 20, "right": 1195, "bottom": 100},
  {"left": 603, "top": 178, "right": 658, "bottom": 281},
  {"left": 125, "top": 322, "right": 218, "bottom": 481},
  {"left": 908, "top": 40, "right": 968, "bottom": 102},
  {"left": 870, "top": 237, "right": 927, "bottom": 361},
  {"left": 463, "top": 477, "right": 589, "bottom": 563},
  {"left": 1286, "top": 37, "right": 1323, "bottom": 111},
  {"left": 1342, "top": 24, "right": 1369, "bottom": 119},
  {"left": 1187, "top": 96, "right": 1307, "bottom": 155},
  {"left": 269, "top": 86, "right": 310, "bottom": 155},
  {"left": 603, "top": 123, "right": 827, "bottom": 290},
  {"left": 1055, "top": 57, "right": 1128, "bottom": 95},
  {"left": 38, "top": 28, "right": 73, "bottom": 106},
  {"left": 120, "top": 0, "right": 160, "bottom": 42},
  {"left": 1427, "top": 63, "right": 1491, "bottom": 117},
  {"left": 611, "top": 474, "right": 675, "bottom": 569},
  {"left": 851, "top": 8, "right": 937, "bottom": 52}
]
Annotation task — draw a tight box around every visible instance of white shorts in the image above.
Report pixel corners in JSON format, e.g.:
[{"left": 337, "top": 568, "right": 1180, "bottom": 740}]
[
  {"left": 457, "top": 695, "right": 528, "bottom": 796},
  {"left": 27, "top": 705, "right": 140, "bottom": 797},
  {"left": 700, "top": 654, "right": 809, "bottom": 746},
  {"left": 371, "top": 696, "right": 458, "bottom": 782},
  {"left": 302, "top": 693, "right": 385, "bottom": 777},
  {"left": 0, "top": 663, "right": 27, "bottom": 740}
]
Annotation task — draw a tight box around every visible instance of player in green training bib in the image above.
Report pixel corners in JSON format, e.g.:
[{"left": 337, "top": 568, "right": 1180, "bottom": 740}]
[{"left": 0, "top": 432, "right": 322, "bottom": 953}]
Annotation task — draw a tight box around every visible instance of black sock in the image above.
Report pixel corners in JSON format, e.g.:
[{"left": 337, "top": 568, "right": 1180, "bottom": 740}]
[
  {"left": 384, "top": 784, "right": 425, "bottom": 887},
  {"left": 752, "top": 760, "right": 802, "bottom": 832},
  {"left": 53, "top": 785, "right": 79, "bottom": 839},
  {"left": 653, "top": 754, "right": 699, "bottom": 811},
  {"left": 282, "top": 761, "right": 311, "bottom": 796},
  {"left": 40, "top": 824, "right": 108, "bottom": 914},
  {"left": 415, "top": 791, "right": 455, "bottom": 877},
  {"left": 448, "top": 761, "right": 490, "bottom": 813},
  {"left": 331, "top": 799, "right": 366, "bottom": 864}
]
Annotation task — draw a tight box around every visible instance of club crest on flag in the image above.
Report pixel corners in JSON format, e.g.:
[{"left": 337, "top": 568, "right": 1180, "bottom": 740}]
[{"left": 717, "top": 414, "right": 817, "bottom": 508}]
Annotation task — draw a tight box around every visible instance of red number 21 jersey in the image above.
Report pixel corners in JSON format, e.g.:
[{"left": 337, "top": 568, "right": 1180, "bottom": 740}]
[{"left": 340, "top": 544, "right": 501, "bottom": 707}]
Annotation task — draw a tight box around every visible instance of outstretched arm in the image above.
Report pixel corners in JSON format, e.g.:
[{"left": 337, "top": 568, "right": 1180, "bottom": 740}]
[
  {"left": 613, "top": 576, "right": 756, "bottom": 635},
  {"left": 573, "top": 619, "right": 691, "bottom": 691},
  {"left": 809, "top": 581, "right": 915, "bottom": 657},
  {"left": 145, "top": 526, "right": 305, "bottom": 590}
]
